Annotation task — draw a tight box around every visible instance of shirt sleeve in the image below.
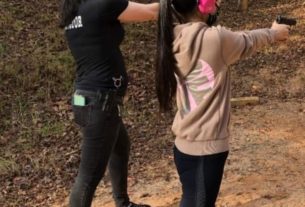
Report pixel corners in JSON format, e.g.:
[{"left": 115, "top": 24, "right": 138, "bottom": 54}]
[
  {"left": 98, "top": 0, "right": 129, "bottom": 21},
  {"left": 218, "top": 26, "right": 276, "bottom": 66}
]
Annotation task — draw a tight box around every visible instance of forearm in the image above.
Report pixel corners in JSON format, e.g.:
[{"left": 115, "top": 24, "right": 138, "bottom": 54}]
[
  {"left": 147, "top": 2, "right": 159, "bottom": 21},
  {"left": 238, "top": 28, "right": 276, "bottom": 59},
  {"left": 118, "top": 2, "right": 159, "bottom": 23}
]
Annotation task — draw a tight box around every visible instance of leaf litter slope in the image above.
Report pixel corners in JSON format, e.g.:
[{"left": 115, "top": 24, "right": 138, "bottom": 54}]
[{"left": 0, "top": 0, "right": 305, "bottom": 207}]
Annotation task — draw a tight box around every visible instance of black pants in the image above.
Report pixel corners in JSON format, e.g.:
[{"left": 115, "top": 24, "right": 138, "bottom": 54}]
[
  {"left": 174, "top": 146, "right": 228, "bottom": 207},
  {"left": 69, "top": 89, "right": 130, "bottom": 207}
]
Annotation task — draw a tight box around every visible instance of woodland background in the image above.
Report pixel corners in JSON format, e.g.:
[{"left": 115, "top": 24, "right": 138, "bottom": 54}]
[{"left": 0, "top": 0, "right": 305, "bottom": 206}]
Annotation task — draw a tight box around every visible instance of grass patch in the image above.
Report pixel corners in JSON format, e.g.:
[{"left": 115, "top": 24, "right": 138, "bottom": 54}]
[
  {"left": 0, "top": 157, "right": 19, "bottom": 176},
  {"left": 39, "top": 121, "right": 65, "bottom": 138}
]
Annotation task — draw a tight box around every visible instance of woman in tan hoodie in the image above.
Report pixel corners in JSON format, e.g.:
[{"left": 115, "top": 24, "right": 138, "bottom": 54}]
[{"left": 155, "top": 0, "right": 290, "bottom": 206}]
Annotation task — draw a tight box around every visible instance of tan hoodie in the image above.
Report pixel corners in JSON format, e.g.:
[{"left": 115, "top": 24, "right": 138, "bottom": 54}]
[{"left": 172, "top": 22, "right": 276, "bottom": 156}]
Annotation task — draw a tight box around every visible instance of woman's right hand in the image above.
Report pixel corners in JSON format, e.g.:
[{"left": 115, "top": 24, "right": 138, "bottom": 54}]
[{"left": 271, "top": 21, "right": 290, "bottom": 41}]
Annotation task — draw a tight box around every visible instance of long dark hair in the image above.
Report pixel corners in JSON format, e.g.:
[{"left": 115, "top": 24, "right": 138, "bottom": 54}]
[
  {"left": 155, "top": 0, "right": 197, "bottom": 112},
  {"left": 59, "top": 0, "right": 83, "bottom": 28}
]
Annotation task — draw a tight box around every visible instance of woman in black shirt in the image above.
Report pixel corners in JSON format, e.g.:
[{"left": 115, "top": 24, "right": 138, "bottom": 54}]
[{"left": 59, "top": 1, "right": 158, "bottom": 207}]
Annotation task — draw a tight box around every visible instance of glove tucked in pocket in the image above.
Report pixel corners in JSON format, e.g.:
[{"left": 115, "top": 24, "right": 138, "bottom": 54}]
[{"left": 72, "top": 94, "right": 92, "bottom": 127}]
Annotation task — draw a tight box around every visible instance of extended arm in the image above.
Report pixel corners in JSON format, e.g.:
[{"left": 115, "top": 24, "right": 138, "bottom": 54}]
[
  {"left": 118, "top": 1, "right": 159, "bottom": 23},
  {"left": 220, "top": 21, "right": 290, "bottom": 66}
]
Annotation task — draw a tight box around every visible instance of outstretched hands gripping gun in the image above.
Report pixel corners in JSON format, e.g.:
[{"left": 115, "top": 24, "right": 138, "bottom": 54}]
[
  {"left": 272, "top": 16, "right": 297, "bottom": 41},
  {"left": 276, "top": 16, "right": 297, "bottom": 26}
]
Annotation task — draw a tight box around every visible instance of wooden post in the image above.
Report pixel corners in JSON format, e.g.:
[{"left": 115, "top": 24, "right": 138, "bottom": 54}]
[{"left": 238, "top": 0, "right": 248, "bottom": 12}]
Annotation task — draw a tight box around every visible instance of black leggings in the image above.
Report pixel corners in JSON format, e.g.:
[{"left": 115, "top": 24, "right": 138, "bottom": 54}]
[
  {"left": 69, "top": 90, "right": 130, "bottom": 207},
  {"left": 174, "top": 147, "right": 228, "bottom": 207}
]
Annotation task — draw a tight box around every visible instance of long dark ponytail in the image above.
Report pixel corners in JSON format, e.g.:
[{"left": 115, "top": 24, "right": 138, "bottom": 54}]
[
  {"left": 155, "top": 0, "right": 178, "bottom": 112},
  {"left": 155, "top": 0, "right": 197, "bottom": 112},
  {"left": 59, "top": 0, "right": 83, "bottom": 28}
]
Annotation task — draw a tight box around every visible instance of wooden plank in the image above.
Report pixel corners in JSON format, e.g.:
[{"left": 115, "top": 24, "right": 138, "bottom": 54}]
[{"left": 231, "top": 96, "right": 260, "bottom": 106}]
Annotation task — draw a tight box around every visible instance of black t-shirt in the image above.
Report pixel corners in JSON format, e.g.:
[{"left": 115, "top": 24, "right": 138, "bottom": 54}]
[{"left": 65, "top": 0, "right": 129, "bottom": 95}]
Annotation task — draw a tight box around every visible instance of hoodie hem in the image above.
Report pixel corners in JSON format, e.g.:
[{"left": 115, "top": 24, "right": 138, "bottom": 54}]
[{"left": 175, "top": 137, "right": 229, "bottom": 156}]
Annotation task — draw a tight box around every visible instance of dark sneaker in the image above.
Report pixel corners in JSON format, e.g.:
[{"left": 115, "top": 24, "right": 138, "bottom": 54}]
[{"left": 125, "top": 202, "right": 151, "bottom": 207}]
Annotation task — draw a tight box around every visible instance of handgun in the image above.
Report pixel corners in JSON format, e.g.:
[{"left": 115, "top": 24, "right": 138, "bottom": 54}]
[{"left": 276, "top": 16, "right": 297, "bottom": 26}]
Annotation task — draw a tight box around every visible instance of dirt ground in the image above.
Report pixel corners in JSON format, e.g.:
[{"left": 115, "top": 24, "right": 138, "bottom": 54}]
[{"left": 53, "top": 101, "right": 305, "bottom": 207}]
